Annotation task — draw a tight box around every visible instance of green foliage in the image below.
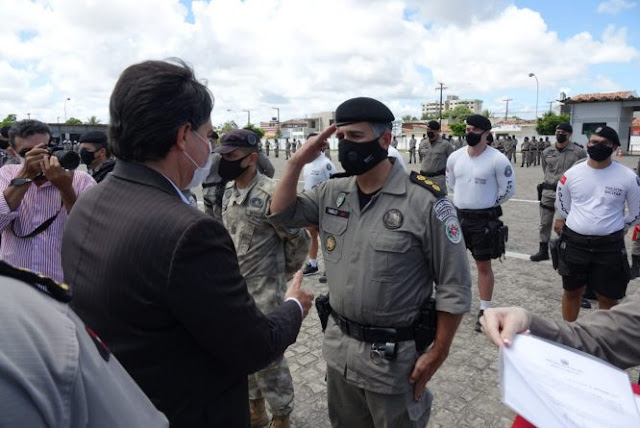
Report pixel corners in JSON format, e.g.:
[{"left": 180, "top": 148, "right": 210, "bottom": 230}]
[
  {"left": 421, "top": 113, "right": 437, "bottom": 120},
  {"left": 86, "top": 116, "right": 101, "bottom": 125},
  {"left": 481, "top": 109, "right": 494, "bottom": 118},
  {"left": 402, "top": 114, "right": 418, "bottom": 122},
  {"left": 535, "top": 111, "right": 570, "bottom": 135},
  {"left": 65, "top": 117, "right": 83, "bottom": 125},
  {"left": 448, "top": 106, "right": 474, "bottom": 123},
  {"left": 0, "top": 114, "right": 17, "bottom": 128},
  {"left": 449, "top": 122, "right": 467, "bottom": 137},
  {"left": 218, "top": 120, "right": 238, "bottom": 134},
  {"left": 242, "top": 123, "right": 265, "bottom": 139}
]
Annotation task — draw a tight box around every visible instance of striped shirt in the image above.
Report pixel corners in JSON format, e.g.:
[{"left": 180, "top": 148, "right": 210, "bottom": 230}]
[{"left": 0, "top": 165, "right": 96, "bottom": 282}]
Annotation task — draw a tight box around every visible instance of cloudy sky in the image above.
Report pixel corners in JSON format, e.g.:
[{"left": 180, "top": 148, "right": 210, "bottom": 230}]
[{"left": 1, "top": 0, "right": 638, "bottom": 127}]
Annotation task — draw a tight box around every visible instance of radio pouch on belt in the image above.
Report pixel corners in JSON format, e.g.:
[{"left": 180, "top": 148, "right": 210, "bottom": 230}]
[
  {"left": 315, "top": 294, "right": 332, "bottom": 332},
  {"left": 414, "top": 298, "right": 437, "bottom": 353},
  {"left": 536, "top": 183, "right": 543, "bottom": 201},
  {"left": 549, "top": 237, "right": 560, "bottom": 270}
]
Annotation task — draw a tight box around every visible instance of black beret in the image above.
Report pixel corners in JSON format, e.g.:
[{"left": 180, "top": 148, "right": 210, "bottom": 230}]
[
  {"left": 214, "top": 129, "right": 260, "bottom": 153},
  {"left": 211, "top": 131, "right": 219, "bottom": 140},
  {"left": 556, "top": 123, "right": 573, "bottom": 133},
  {"left": 427, "top": 120, "right": 441, "bottom": 131},
  {"left": 79, "top": 130, "right": 108, "bottom": 146},
  {"left": 593, "top": 125, "right": 620, "bottom": 147},
  {"left": 466, "top": 115, "right": 492, "bottom": 131},
  {"left": 335, "top": 97, "right": 394, "bottom": 126}
]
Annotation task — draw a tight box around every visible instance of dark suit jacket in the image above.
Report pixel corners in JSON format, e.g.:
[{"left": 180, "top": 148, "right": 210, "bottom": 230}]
[{"left": 62, "top": 161, "right": 302, "bottom": 428}]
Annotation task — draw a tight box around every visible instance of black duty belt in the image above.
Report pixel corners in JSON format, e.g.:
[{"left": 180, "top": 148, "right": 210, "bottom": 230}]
[
  {"left": 457, "top": 206, "right": 502, "bottom": 219},
  {"left": 331, "top": 312, "right": 414, "bottom": 343},
  {"left": 542, "top": 182, "right": 557, "bottom": 190},
  {"left": 420, "top": 169, "right": 446, "bottom": 178},
  {"left": 563, "top": 227, "right": 624, "bottom": 244}
]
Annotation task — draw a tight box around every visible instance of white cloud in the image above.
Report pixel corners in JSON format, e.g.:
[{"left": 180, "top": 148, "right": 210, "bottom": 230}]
[
  {"left": 0, "top": 0, "right": 637, "bottom": 124},
  {"left": 597, "top": 0, "right": 638, "bottom": 15}
]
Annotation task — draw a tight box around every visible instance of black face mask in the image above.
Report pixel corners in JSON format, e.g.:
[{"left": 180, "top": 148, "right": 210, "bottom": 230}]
[
  {"left": 556, "top": 134, "right": 568, "bottom": 144},
  {"left": 427, "top": 131, "right": 436, "bottom": 140},
  {"left": 587, "top": 143, "right": 614, "bottom": 162},
  {"left": 0, "top": 140, "right": 8, "bottom": 150},
  {"left": 219, "top": 154, "right": 250, "bottom": 181},
  {"left": 80, "top": 149, "right": 96, "bottom": 166},
  {"left": 338, "top": 136, "right": 388, "bottom": 176},
  {"left": 466, "top": 132, "right": 483, "bottom": 147}
]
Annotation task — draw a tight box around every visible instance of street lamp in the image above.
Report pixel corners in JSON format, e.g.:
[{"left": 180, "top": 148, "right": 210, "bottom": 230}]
[
  {"left": 242, "top": 109, "right": 251, "bottom": 126},
  {"left": 528, "top": 73, "right": 539, "bottom": 119},
  {"left": 64, "top": 97, "right": 71, "bottom": 122}
]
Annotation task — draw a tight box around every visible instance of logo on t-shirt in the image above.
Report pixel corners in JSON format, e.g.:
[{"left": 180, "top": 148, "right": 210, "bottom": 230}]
[
  {"left": 560, "top": 175, "right": 567, "bottom": 185},
  {"left": 504, "top": 166, "right": 513, "bottom": 177}
]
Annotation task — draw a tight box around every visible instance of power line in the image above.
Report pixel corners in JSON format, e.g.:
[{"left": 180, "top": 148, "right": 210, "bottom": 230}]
[{"left": 502, "top": 98, "right": 513, "bottom": 120}]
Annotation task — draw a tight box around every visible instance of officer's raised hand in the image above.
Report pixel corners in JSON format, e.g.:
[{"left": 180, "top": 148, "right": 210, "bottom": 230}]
[
  {"left": 284, "top": 270, "right": 314, "bottom": 318},
  {"left": 290, "top": 125, "right": 336, "bottom": 166}
]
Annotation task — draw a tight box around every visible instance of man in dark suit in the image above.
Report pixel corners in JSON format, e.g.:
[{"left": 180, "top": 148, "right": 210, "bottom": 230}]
[{"left": 61, "top": 59, "right": 313, "bottom": 428}]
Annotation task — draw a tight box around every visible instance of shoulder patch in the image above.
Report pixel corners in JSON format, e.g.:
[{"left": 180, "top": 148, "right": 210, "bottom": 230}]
[{"left": 410, "top": 171, "right": 446, "bottom": 198}]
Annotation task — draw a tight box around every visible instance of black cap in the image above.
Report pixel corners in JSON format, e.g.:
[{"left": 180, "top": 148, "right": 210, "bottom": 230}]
[
  {"left": 335, "top": 97, "right": 394, "bottom": 126},
  {"left": 214, "top": 129, "right": 260, "bottom": 153},
  {"left": 593, "top": 126, "right": 620, "bottom": 147},
  {"left": 0, "top": 126, "right": 10, "bottom": 139},
  {"left": 556, "top": 123, "right": 573, "bottom": 133},
  {"left": 79, "top": 130, "right": 108, "bottom": 146},
  {"left": 427, "top": 120, "right": 441, "bottom": 131},
  {"left": 466, "top": 115, "right": 492, "bottom": 131}
]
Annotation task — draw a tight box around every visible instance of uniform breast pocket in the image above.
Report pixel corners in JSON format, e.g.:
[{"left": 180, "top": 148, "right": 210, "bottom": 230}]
[
  {"left": 369, "top": 231, "right": 412, "bottom": 279},
  {"left": 321, "top": 215, "right": 349, "bottom": 264}
]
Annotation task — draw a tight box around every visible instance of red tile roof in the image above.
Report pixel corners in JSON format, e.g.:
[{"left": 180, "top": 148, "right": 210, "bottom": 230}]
[{"left": 565, "top": 91, "right": 640, "bottom": 104}]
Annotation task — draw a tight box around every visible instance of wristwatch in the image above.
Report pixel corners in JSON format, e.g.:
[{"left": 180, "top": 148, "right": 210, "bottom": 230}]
[{"left": 9, "top": 177, "right": 33, "bottom": 186}]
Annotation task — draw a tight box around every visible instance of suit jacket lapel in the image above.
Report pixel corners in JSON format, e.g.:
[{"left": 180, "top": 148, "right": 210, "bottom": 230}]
[{"left": 111, "top": 161, "right": 182, "bottom": 200}]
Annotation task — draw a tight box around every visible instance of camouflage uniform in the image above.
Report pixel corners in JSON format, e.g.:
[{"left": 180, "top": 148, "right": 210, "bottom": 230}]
[{"left": 222, "top": 173, "right": 310, "bottom": 418}]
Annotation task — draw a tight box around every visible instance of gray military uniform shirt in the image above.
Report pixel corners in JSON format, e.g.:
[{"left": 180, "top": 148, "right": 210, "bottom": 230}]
[
  {"left": 0, "top": 276, "right": 168, "bottom": 427},
  {"left": 223, "top": 173, "right": 310, "bottom": 313},
  {"left": 540, "top": 143, "right": 587, "bottom": 207},
  {"left": 418, "top": 136, "right": 454, "bottom": 192},
  {"left": 270, "top": 160, "right": 471, "bottom": 395}
]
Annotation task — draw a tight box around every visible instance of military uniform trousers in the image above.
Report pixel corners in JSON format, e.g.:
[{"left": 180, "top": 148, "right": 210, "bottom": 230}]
[
  {"left": 246, "top": 275, "right": 294, "bottom": 416},
  {"left": 526, "top": 150, "right": 535, "bottom": 167},
  {"left": 327, "top": 366, "right": 433, "bottom": 428},
  {"left": 539, "top": 191, "right": 556, "bottom": 243}
]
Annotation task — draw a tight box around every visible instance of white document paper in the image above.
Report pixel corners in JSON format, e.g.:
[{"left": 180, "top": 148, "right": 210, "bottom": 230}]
[{"left": 500, "top": 334, "right": 640, "bottom": 428}]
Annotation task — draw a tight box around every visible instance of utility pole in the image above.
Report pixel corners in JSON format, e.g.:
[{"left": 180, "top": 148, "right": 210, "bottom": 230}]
[
  {"left": 242, "top": 109, "right": 251, "bottom": 126},
  {"left": 435, "top": 82, "right": 447, "bottom": 125},
  {"left": 503, "top": 98, "right": 513, "bottom": 120},
  {"left": 547, "top": 101, "right": 554, "bottom": 113},
  {"left": 272, "top": 107, "right": 280, "bottom": 137}
]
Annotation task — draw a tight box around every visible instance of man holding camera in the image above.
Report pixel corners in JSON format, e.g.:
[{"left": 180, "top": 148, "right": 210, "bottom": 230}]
[{"left": 0, "top": 120, "right": 95, "bottom": 282}]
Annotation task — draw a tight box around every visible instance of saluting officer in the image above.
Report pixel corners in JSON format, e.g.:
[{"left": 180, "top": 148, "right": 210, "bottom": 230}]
[
  {"left": 418, "top": 120, "right": 454, "bottom": 193},
  {"left": 0, "top": 261, "right": 168, "bottom": 427},
  {"left": 530, "top": 123, "right": 586, "bottom": 261},
  {"left": 270, "top": 97, "right": 471, "bottom": 428}
]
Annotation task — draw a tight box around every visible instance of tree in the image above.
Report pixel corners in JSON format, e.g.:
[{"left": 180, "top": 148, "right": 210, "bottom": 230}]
[
  {"left": 86, "top": 116, "right": 101, "bottom": 125},
  {"left": 402, "top": 114, "right": 418, "bottom": 122},
  {"left": 536, "top": 111, "right": 570, "bottom": 135},
  {"left": 242, "top": 123, "right": 265, "bottom": 139},
  {"left": 218, "top": 120, "right": 238, "bottom": 134},
  {"left": 481, "top": 109, "right": 494, "bottom": 119},
  {"left": 66, "top": 117, "right": 83, "bottom": 125},
  {"left": 0, "top": 114, "right": 17, "bottom": 128},
  {"left": 448, "top": 106, "right": 474, "bottom": 123},
  {"left": 449, "top": 122, "right": 467, "bottom": 137},
  {"left": 421, "top": 113, "right": 437, "bottom": 121}
]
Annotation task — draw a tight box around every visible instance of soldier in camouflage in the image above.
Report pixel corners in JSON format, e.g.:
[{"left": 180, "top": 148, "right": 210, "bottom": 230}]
[{"left": 216, "top": 129, "right": 310, "bottom": 428}]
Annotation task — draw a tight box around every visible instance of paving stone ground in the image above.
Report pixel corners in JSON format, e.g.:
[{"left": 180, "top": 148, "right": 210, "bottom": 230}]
[{"left": 196, "top": 150, "right": 640, "bottom": 427}]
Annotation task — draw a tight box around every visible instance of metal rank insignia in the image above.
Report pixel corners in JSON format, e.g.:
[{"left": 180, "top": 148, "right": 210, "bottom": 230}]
[
  {"left": 416, "top": 175, "right": 441, "bottom": 192},
  {"left": 325, "top": 235, "right": 337, "bottom": 252},
  {"left": 383, "top": 209, "right": 403, "bottom": 229},
  {"left": 336, "top": 193, "right": 347, "bottom": 208}
]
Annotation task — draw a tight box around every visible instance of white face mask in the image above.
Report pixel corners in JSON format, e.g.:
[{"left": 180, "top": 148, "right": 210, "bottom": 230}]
[{"left": 182, "top": 131, "right": 213, "bottom": 190}]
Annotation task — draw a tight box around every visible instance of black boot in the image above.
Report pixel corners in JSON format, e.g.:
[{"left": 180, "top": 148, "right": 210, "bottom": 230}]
[
  {"left": 631, "top": 256, "right": 640, "bottom": 280},
  {"left": 530, "top": 242, "right": 549, "bottom": 262}
]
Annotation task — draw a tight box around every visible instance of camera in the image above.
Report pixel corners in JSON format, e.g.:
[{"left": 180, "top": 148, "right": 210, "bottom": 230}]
[{"left": 49, "top": 146, "right": 80, "bottom": 170}]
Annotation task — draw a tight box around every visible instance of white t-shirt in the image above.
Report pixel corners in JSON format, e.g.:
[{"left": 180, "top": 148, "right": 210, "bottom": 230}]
[
  {"left": 387, "top": 146, "right": 409, "bottom": 173},
  {"left": 446, "top": 145, "right": 516, "bottom": 209},
  {"left": 556, "top": 161, "right": 640, "bottom": 235},
  {"left": 303, "top": 153, "right": 336, "bottom": 191}
]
